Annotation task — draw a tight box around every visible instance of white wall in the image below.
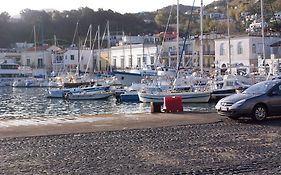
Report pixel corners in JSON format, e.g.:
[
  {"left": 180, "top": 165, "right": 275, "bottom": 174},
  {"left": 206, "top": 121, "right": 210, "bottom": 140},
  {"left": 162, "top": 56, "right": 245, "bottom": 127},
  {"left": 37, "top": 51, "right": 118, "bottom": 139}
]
[
  {"left": 215, "top": 36, "right": 281, "bottom": 69},
  {"left": 63, "top": 48, "right": 94, "bottom": 73},
  {"left": 110, "top": 44, "right": 158, "bottom": 69},
  {"left": 21, "top": 50, "right": 52, "bottom": 75}
]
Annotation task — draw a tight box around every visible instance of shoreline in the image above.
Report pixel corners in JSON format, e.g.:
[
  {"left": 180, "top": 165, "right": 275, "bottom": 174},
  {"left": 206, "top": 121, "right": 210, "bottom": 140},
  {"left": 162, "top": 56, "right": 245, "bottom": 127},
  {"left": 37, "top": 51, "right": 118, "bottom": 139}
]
[{"left": 0, "top": 112, "right": 223, "bottom": 139}]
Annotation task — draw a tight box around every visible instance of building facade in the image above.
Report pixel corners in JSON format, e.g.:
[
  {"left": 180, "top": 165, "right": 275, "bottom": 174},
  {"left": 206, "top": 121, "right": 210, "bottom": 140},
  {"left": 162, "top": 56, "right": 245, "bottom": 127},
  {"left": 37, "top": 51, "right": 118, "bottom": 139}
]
[
  {"left": 215, "top": 36, "right": 281, "bottom": 74},
  {"left": 21, "top": 45, "right": 60, "bottom": 77},
  {"left": 110, "top": 44, "right": 158, "bottom": 69}
]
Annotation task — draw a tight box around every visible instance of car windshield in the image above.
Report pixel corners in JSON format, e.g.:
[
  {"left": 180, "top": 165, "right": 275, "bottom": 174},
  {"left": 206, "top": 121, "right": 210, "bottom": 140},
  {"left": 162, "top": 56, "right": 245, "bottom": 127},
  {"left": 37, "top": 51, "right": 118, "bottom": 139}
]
[{"left": 243, "top": 81, "right": 276, "bottom": 94}]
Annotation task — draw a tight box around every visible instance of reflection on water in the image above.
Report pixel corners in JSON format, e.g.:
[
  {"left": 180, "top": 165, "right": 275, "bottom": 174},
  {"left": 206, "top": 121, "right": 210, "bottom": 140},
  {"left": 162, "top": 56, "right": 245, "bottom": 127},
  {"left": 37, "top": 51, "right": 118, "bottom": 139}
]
[{"left": 0, "top": 87, "right": 216, "bottom": 120}]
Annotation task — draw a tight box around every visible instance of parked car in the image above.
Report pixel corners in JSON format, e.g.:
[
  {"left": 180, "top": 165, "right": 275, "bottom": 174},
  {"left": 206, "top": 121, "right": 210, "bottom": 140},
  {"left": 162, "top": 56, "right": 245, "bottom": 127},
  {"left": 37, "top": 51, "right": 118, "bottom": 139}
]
[{"left": 215, "top": 79, "right": 281, "bottom": 121}]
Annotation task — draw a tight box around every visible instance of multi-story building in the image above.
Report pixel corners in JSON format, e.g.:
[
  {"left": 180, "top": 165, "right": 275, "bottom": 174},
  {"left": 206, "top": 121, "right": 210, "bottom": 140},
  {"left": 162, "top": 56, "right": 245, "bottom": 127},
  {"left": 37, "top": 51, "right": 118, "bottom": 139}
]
[
  {"left": 21, "top": 45, "right": 61, "bottom": 77},
  {"left": 215, "top": 35, "right": 281, "bottom": 74},
  {"left": 63, "top": 47, "right": 94, "bottom": 74},
  {"left": 109, "top": 33, "right": 221, "bottom": 71},
  {"left": 110, "top": 44, "right": 158, "bottom": 69}
]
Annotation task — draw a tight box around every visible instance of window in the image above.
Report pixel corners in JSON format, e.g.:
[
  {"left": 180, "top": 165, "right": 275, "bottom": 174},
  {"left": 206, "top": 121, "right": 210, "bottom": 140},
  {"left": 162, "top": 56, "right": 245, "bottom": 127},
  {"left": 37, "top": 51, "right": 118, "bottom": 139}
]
[
  {"left": 230, "top": 44, "right": 234, "bottom": 55},
  {"left": 113, "top": 58, "right": 117, "bottom": 67},
  {"left": 137, "top": 57, "right": 141, "bottom": 68},
  {"left": 128, "top": 55, "right": 132, "bottom": 68},
  {"left": 65, "top": 55, "right": 67, "bottom": 60},
  {"left": 237, "top": 42, "right": 243, "bottom": 54},
  {"left": 203, "top": 45, "right": 206, "bottom": 54},
  {"left": 120, "top": 57, "right": 125, "bottom": 69},
  {"left": 150, "top": 56, "right": 155, "bottom": 65},
  {"left": 252, "top": 44, "right": 257, "bottom": 54},
  {"left": 26, "top": 59, "right": 30, "bottom": 66},
  {"left": 220, "top": 43, "right": 225, "bottom": 55},
  {"left": 70, "top": 55, "right": 75, "bottom": 60},
  {"left": 143, "top": 55, "right": 147, "bottom": 65},
  {"left": 38, "top": 58, "right": 43, "bottom": 68},
  {"left": 207, "top": 44, "right": 211, "bottom": 54}
]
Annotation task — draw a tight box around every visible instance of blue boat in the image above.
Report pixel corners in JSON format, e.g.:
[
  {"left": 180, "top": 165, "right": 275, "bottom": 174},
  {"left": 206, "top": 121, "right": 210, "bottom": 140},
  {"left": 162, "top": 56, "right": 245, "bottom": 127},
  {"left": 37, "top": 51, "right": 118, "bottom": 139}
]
[{"left": 120, "top": 90, "right": 139, "bottom": 102}]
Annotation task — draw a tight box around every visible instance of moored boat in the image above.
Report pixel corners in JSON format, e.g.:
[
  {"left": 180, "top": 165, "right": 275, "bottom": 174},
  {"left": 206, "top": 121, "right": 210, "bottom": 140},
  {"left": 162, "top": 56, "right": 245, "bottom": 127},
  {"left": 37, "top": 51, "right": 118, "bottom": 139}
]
[
  {"left": 120, "top": 90, "right": 139, "bottom": 102},
  {"left": 47, "top": 85, "right": 110, "bottom": 98},
  {"left": 138, "top": 90, "right": 211, "bottom": 103},
  {"left": 64, "top": 91, "right": 113, "bottom": 100}
]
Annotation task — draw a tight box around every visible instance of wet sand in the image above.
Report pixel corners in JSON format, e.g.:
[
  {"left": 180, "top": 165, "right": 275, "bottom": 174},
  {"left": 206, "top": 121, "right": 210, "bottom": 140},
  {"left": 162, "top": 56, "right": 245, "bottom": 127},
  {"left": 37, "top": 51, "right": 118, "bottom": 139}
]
[{"left": 0, "top": 112, "right": 223, "bottom": 138}]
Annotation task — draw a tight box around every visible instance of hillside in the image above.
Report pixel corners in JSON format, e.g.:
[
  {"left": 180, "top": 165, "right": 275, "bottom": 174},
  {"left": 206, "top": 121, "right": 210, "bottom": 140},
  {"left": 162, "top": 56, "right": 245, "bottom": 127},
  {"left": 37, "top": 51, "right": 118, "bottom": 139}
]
[{"left": 1, "top": 1, "right": 281, "bottom": 48}]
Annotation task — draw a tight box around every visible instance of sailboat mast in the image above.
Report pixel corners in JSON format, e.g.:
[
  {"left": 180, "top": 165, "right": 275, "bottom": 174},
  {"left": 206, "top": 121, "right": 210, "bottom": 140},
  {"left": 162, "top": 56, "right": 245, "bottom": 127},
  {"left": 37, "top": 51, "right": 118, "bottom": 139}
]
[
  {"left": 176, "top": 0, "right": 180, "bottom": 69},
  {"left": 107, "top": 21, "right": 111, "bottom": 71},
  {"left": 227, "top": 0, "right": 232, "bottom": 74},
  {"left": 89, "top": 24, "right": 92, "bottom": 50},
  {"left": 261, "top": 0, "right": 266, "bottom": 71},
  {"left": 97, "top": 25, "right": 101, "bottom": 71},
  {"left": 34, "top": 25, "right": 37, "bottom": 52},
  {"left": 200, "top": 0, "right": 204, "bottom": 74},
  {"left": 33, "top": 25, "right": 37, "bottom": 70}
]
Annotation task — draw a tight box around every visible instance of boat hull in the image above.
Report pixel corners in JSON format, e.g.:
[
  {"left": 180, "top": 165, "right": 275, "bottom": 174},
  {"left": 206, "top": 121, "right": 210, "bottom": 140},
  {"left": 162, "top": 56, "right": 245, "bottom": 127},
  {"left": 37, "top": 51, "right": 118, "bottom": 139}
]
[
  {"left": 113, "top": 71, "right": 144, "bottom": 86},
  {"left": 66, "top": 91, "right": 112, "bottom": 100},
  {"left": 47, "top": 86, "right": 110, "bottom": 98},
  {"left": 138, "top": 91, "right": 211, "bottom": 103},
  {"left": 120, "top": 92, "right": 139, "bottom": 102}
]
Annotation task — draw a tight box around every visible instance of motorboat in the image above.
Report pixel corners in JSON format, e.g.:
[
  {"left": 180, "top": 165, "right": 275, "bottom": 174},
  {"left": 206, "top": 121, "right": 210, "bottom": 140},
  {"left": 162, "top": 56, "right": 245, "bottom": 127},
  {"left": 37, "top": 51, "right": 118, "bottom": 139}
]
[
  {"left": 47, "top": 85, "right": 110, "bottom": 98},
  {"left": 64, "top": 91, "right": 113, "bottom": 100},
  {"left": 138, "top": 87, "right": 211, "bottom": 103}
]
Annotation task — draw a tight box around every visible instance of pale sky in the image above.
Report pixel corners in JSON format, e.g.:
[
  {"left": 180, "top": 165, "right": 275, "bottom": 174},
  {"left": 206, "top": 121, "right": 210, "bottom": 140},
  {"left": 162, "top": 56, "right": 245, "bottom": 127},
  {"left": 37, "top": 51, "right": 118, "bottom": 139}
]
[{"left": 0, "top": 0, "right": 215, "bottom": 16}]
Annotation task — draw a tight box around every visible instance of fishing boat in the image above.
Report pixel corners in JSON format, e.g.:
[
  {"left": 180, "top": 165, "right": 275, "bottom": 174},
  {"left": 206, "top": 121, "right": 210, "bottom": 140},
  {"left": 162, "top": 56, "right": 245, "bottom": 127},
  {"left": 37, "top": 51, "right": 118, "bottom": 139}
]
[
  {"left": 120, "top": 90, "right": 139, "bottom": 102},
  {"left": 64, "top": 90, "right": 113, "bottom": 100}
]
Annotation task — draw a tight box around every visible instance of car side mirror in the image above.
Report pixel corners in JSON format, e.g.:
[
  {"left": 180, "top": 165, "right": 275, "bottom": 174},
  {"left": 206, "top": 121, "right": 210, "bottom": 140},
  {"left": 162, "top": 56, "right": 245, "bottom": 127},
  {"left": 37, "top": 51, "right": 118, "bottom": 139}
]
[{"left": 269, "top": 91, "right": 278, "bottom": 96}]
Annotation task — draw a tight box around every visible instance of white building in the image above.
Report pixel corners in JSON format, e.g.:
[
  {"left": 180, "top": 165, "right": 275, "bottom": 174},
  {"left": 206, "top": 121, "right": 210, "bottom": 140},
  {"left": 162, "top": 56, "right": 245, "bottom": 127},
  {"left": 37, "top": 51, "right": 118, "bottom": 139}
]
[
  {"left": 21, "top": 45, "right": 61, "bottom": 77},
  {"left": 215, "top": 36, "right": 281, "bottom": 74},
  {"left": 110, "top": 44, "right": 158, "bottom": 69},
  {"left": 63, "top": 47, "right": 95, "bottom": 74}
]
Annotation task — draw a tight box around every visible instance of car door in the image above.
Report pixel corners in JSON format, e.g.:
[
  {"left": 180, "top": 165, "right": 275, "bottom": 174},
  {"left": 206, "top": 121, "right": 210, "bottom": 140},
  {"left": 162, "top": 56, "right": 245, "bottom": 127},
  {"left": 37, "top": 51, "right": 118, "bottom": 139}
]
[{"left": 267, "top": 83, "right": 281, "bottom": 115}]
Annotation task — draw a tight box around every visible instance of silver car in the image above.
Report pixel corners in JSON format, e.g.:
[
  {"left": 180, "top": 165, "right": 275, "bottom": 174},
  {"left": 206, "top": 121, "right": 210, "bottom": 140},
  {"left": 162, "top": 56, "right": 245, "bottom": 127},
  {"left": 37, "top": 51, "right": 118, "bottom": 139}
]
[{"left": 215, "top": 79, "right": 281, "bottom": 121}]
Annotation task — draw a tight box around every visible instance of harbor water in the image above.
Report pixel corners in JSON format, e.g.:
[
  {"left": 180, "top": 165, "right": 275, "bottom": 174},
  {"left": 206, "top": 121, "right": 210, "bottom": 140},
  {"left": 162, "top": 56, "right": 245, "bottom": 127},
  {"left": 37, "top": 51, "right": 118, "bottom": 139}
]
[{"left": 0, "top": 87, "right": 216, "bottom": 121}]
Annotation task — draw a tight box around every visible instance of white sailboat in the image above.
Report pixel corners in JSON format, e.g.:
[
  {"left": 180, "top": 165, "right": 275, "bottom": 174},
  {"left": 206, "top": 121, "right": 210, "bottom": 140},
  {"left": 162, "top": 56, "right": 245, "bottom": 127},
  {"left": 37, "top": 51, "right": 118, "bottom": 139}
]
[{"left": 138, "top": 0, "right": 211, "bottom": 103}]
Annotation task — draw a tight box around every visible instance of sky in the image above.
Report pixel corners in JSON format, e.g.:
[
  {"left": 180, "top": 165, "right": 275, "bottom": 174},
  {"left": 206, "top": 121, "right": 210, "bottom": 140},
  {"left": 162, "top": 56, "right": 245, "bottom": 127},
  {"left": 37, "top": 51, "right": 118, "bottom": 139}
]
[{"left": 0, "top": 0, "right": 215, "bottom": 16}]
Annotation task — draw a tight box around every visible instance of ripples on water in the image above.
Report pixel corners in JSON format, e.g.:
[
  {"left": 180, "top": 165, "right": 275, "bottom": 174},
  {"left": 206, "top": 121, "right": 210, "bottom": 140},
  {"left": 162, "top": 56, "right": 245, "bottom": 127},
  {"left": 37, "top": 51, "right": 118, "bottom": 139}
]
[{"left": 0, "top": 87, "right": 216, "bottom": 120}]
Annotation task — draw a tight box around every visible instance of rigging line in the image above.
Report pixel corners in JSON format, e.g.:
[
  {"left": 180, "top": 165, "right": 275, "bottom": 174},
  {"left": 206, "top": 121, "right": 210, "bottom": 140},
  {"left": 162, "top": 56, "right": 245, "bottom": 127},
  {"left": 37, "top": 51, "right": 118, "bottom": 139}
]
[
  {"left": 155, "top": 4, "right": 174, "bottom": 67},
  {"left": 176, "top": 0, "right": 196, "bottom": 76}
]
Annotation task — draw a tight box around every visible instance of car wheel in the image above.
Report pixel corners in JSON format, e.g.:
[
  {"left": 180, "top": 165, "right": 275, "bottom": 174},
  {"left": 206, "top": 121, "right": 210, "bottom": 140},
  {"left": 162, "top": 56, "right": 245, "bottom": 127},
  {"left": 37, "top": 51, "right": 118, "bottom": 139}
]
[{"left": 252, "top": 105, "right": 267, "bottom": 121}]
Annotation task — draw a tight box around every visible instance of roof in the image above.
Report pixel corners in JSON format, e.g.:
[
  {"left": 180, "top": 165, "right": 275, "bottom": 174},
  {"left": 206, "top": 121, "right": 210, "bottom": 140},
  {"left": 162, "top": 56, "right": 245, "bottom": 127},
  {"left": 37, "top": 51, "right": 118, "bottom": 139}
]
[
  {"left": 25, "top": 45, "right": 50, "bottom": 52},
  {"left": 270, "top": 41, "right": 281, "bottom": 47}
]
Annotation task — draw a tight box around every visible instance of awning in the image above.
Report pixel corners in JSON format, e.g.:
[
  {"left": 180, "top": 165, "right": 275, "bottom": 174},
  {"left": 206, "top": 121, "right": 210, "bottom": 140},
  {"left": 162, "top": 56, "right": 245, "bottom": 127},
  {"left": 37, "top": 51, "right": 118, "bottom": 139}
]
[{"left": 270, "top": 40, "right": 281, "bottom": 47}]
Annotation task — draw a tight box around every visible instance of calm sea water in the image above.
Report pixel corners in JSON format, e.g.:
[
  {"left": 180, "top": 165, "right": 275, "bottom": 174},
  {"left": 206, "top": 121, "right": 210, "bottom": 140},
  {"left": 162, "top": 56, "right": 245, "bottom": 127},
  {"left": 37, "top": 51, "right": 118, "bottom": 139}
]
[{"left": 0, "top": 87, "right": 216, "bottom": 120}]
